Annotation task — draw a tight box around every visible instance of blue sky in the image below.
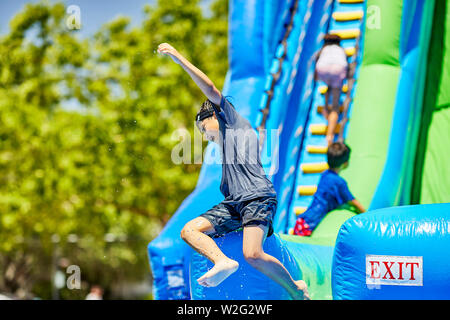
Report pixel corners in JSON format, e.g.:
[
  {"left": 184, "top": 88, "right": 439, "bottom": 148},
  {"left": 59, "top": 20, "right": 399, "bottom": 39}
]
[{"left": 0, "top": 0, "right": 212, "bottom": 37}]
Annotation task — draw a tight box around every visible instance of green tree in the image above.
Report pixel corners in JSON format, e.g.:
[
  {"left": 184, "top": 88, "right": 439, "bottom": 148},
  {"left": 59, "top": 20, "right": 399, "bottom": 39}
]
[{"left": 0, "top": 0, "right": 228, "bottom": 299}]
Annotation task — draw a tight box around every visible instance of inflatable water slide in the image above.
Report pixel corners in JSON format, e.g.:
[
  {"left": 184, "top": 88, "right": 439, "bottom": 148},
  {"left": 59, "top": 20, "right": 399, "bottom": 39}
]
[{"left": 148, "top": 0, "right": 450, "bottom": 300}]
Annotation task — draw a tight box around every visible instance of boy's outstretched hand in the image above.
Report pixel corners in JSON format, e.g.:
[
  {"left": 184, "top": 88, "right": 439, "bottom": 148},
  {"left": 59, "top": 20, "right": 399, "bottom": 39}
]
[
  {"left": 156, "top": 42, "right": 221, "bottom": 105},
  {"left": 157, "top": 43, "right": 181, "bottom": 64}
]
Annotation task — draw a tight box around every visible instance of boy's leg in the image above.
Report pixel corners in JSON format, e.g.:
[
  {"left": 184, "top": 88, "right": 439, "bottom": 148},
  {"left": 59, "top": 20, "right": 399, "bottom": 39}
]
[
  {"left": 181, "top": 207, "right": 239, "bottom": 287},
  {"left": 242, "top": 224, "right": 310, "bottom": 300},
  {"left": 326, "top": 87, "right": 341, "bottom": 145},
  {"left": 326, "top": 110, "right": 338, "bottom": 145},
  {"left": 323, "top": 89, "right": 330, "bottom": 119},
  {"left": 181, "top": 217, "right": 229, "bottom": 264},
  {"left": 331, "top": 86, "right": 341, "bottom": 111}
]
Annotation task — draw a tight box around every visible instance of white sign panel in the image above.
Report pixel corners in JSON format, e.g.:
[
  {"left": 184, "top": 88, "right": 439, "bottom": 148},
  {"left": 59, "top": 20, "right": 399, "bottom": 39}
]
[{"left": 366, "top": 255, "right": 423, "bottom": 286}]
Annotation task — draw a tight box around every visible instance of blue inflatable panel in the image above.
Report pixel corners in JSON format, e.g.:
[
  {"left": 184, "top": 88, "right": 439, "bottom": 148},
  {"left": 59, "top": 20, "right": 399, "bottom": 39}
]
[
  {"left": 332, "top": 203, "right": 450, "bottom": 300},
  {"left": 190, "top": 232, "right": 301, "bottom": 300}
]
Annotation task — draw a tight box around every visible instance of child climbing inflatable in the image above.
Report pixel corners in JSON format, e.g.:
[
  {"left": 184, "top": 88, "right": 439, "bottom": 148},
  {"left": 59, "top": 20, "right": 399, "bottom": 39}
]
[
  {"left": 315, "top": 34, "right": 349, "bottom": 145},
  {"left": 157, "top": 43, "right": 310, "bottom": 300},
  {"left": 294, "top": 142, "right": 365, "bottom": 236}
]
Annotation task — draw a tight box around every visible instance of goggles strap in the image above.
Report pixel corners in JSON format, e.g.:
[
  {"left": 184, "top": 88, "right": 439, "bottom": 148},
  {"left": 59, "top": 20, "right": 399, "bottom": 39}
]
[{"left": 196, "top": 109, "right": 215, "bottom": 122}]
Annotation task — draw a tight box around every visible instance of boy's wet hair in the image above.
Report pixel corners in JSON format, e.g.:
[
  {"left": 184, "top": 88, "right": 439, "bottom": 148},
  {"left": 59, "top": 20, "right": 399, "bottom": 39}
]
[
  {"left": 324, "top": 34, "right": 342, "bottom": 46},
  {"left": 195, "top": 99, "right": 216, "bottom": 133},
  {"left": 196, "top": 99, "right": 216, "bottom": 122},
  {"left": 327, "top": 142, "right": 351, "bottom": 169},
  {"left": 195, "top": 99, "right": 214, "bottom": 122}
]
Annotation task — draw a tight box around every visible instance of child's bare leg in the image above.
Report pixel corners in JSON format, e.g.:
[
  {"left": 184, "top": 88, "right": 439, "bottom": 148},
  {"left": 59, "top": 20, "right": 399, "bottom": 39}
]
[
  {"left": 326, "top": 87, "right": 341, "bottom": 145},
  {"left": 331, "top": 86, "right": 341, "bottom": 112},
  {"left": 242, "top": 225, "right": 310, "bottom": 300},
  {"left": 181, "top": 217, "right": 238, "bottom": 287},
  {"left": 326, "top": 110, "right": 338, "bottom": 145},
  {"left": 322, "top": 89, "right": 330, "bottom": 119}
]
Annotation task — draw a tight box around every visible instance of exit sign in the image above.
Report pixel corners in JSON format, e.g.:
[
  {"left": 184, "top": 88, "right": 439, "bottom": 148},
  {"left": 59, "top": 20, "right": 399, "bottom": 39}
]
[{"left": 366, "top": 255, "right": 423, "bottom": 286}]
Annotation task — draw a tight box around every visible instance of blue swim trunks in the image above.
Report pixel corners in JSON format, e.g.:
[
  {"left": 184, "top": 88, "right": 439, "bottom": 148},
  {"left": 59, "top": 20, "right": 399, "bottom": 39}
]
[{"left": 200, "top": 196, "right": 277, "bottom": 237}]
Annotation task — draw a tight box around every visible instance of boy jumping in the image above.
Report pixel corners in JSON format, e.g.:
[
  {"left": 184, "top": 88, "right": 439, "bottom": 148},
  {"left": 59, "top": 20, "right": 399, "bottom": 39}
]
[{"left": 158, "top": 43, "right": 309, "bottom": 300}]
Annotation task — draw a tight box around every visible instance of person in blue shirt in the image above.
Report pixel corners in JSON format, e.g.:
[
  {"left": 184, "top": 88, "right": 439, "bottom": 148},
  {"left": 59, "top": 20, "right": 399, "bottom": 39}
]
[
  {"left": 294, "top": 142, "right": 365, "bottom": 236},
  {"left": 158, "top": 43, "right": 310, "bottom": 300}
]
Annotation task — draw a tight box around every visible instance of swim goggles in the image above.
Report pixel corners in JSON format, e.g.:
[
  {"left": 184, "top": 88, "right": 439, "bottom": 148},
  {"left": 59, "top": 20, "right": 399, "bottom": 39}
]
[{"left": 195, "top": 108, "right": 215, "bottom": 133}]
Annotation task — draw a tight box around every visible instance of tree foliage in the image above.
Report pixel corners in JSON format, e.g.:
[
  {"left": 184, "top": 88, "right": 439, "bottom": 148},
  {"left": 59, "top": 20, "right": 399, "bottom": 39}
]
[{"left": 0, "top": 0, "right": 228, "bottom": 299}]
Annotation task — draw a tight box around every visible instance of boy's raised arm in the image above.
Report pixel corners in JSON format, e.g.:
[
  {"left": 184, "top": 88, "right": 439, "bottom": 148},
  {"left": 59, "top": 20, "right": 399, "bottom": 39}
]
[
  {"left": 349, "top": 199, "right": 365, "bottom": 214},
  {"left": 157, "top": 43, "right": 222, "bottom": 106}
]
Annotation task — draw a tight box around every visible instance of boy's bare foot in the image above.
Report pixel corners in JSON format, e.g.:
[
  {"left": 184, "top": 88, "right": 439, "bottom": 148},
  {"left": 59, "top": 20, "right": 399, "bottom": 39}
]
[
  {"left": 292, "top": 280, "right": 311, "bottom": 300},
  {"left": 197, "top": 259, "right": 239, "bottom": 287}
]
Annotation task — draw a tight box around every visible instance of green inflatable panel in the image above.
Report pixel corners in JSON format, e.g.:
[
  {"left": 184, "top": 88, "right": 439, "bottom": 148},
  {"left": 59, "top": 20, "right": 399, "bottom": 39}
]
[
  {"left": 418, "top": 0, "right": 450, "bottom": 204},
  {"left": 420, "top": 108, "right": 450, "bottom": 203}
]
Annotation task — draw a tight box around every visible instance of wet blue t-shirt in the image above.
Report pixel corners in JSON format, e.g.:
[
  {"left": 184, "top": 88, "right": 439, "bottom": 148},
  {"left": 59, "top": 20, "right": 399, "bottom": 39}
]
[
  {"left": 301, "top": 170, "right": 354, "bottom": 230},
  {"left": 211, "top": 95, "right": 276, "bottom": 202}
]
